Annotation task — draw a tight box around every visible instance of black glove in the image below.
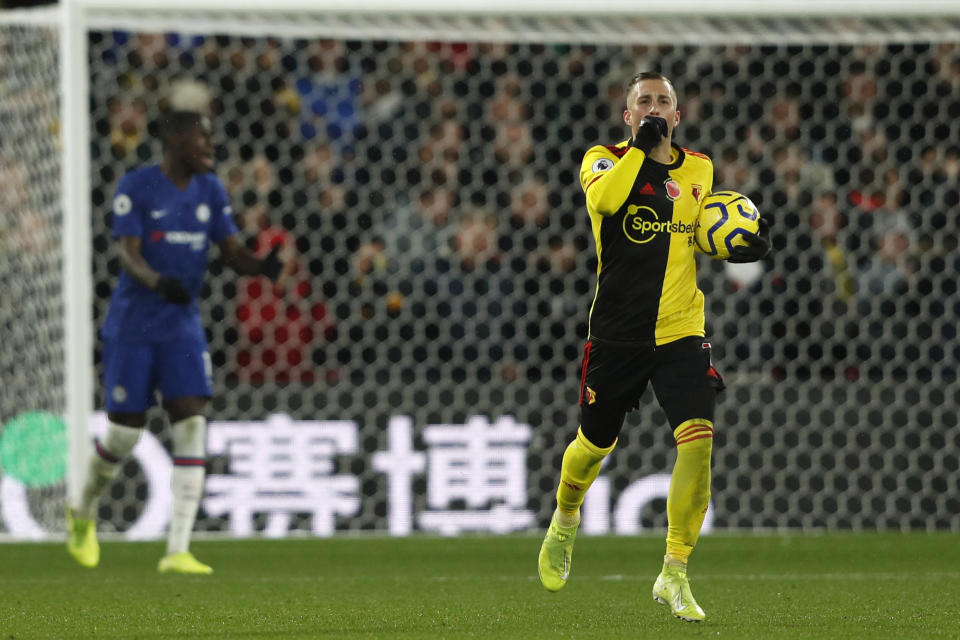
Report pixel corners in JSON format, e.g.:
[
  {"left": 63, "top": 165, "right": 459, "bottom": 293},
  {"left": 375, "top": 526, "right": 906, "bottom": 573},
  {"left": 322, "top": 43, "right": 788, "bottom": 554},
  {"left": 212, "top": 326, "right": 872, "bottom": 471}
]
[
  {"left": 154, "top": 276, "right": 191, "bottom": 304},
  {"left": 259, "top": 244, "right": 284, "bottom": 282},
  {"left": 728, "top": 218, "right": 772, "bottom": 264},
  {"left": 630, "top": 115, "right": 668, "bottom": 154}
]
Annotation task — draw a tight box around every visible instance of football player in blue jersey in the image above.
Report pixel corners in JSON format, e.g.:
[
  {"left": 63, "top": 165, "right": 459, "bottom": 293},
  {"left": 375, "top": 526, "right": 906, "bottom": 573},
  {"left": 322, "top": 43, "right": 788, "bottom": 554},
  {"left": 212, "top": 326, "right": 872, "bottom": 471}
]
[{"left": 66, "top": 111, "right": 290, "bottom": 574}]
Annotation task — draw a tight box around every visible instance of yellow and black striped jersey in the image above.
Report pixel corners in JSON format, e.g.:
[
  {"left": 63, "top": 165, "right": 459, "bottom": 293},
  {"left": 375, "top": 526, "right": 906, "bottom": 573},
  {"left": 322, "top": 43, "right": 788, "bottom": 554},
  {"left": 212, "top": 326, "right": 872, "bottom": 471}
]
[{"left": 579, "top": 139, "right": 714, "bottom": 345}]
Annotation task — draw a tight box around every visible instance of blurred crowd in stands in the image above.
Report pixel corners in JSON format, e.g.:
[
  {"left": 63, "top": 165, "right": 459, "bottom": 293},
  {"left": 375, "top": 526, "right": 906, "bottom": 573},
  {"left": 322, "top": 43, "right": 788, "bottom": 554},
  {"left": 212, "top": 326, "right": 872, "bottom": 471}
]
[{"left": 6, "top": 30, "right": 959, "bottom": 396}]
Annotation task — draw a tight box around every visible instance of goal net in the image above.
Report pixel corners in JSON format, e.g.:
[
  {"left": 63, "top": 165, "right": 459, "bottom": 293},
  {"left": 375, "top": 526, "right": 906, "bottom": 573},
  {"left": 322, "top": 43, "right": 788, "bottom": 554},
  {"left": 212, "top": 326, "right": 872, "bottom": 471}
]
[
  {"left": 0, "top": 13, "right": 69, "bottom": 537},
  {"left": 1, "top": 2, "right": 958, "bottom": 538}
]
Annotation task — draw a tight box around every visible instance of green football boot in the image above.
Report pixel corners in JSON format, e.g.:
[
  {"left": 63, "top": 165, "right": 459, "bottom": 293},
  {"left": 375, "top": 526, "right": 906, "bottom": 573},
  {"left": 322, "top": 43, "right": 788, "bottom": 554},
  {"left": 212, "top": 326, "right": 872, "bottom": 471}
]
[
  {"left": 653, "top": 562, "right": 706, "bottom": 622},
  {"left": 158, "top": 552, "right": 213, "bottom": 575},
  {"left": 537, "top": 513, "right": 578, "bottom": 592},
  {"left": 66, "top": 507, "right": 100, "bottom": 568}
]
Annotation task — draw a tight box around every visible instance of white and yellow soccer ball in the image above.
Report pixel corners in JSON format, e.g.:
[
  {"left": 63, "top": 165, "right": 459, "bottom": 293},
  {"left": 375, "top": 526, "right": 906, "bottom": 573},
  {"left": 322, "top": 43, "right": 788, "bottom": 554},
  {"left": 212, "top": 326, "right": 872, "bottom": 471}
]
[{"left": 694, "top": 190, "right": 761, "bottom": 260}]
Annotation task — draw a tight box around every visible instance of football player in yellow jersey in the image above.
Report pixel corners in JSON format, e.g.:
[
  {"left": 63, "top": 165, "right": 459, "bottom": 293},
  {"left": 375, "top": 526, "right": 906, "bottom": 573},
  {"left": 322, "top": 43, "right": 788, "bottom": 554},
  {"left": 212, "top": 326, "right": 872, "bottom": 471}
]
[{"left": 537, "top": 72, "right": 769, "bottom": 622}]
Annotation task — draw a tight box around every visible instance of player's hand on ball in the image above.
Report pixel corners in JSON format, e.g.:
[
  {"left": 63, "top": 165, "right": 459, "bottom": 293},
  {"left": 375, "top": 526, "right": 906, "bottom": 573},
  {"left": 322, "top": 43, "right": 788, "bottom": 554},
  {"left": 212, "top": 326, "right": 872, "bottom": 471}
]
[
  {"left": 154, "top": 276, "right": 191, "bottom": 304},
  {"left": 630, "top": 115, "right": 668, "bottom": 154},
  {"left": 727, "top": 218, "right": 771, "bottom": 264}
]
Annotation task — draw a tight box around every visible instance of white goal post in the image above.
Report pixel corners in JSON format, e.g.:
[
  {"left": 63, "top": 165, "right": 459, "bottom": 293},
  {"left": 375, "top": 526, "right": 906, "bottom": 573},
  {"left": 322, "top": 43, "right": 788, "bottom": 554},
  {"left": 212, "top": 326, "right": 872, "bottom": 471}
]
[{"left": 1, "top": 0, "right": 959, "bottom": 538}]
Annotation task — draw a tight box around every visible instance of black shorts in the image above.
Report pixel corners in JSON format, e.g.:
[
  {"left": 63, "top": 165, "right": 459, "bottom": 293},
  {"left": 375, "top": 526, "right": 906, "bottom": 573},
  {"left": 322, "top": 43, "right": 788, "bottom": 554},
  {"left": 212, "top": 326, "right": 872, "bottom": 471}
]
[{"left": 578, "top": 335, "right": 725, "bottom": 448}]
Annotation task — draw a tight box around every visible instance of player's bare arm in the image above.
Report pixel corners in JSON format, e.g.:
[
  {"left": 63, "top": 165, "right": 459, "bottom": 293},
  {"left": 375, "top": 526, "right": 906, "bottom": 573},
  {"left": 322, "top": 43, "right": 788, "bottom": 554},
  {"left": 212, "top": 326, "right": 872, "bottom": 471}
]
[{"left": 116, "top": 236, "right": 161, "bottom": 289}]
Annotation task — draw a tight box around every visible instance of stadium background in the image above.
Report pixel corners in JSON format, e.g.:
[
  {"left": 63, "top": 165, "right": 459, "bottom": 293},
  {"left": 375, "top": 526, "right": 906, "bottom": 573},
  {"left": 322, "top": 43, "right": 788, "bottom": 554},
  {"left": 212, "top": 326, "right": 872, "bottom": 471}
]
[{"left": 1, "top": 7, "right": 959, "bottom": 537}]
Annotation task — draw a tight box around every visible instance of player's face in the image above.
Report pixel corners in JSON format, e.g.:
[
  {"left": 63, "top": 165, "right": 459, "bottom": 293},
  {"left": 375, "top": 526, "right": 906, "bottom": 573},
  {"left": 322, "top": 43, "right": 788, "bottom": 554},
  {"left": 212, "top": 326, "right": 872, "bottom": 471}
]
[
  {"left": 623, "top": 78, "right": 680, "bottom": 140},
  {"left": 176, "top": 117, "right": 215, "bottom": 174}
]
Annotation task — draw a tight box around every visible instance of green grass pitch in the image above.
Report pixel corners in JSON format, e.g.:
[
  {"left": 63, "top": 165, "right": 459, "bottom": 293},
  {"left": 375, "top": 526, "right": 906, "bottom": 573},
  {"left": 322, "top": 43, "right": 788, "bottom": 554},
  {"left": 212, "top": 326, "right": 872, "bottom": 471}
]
[{"left": 2, "top": 533, "right": 958, "bottom": 639}]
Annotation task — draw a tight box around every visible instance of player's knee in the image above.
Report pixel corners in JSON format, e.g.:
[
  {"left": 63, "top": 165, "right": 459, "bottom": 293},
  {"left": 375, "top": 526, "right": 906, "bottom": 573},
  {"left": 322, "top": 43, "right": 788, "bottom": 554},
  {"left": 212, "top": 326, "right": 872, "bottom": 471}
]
[
  {"left": 164, "top": 396, "right": 208, "bottom": 423},
  {"left": 99, "top": 421, "right": 142, "bottom": 461},
  {"left": 107, "top": 412, "right": 146, "bottom": 428},
  {"left": 579, "top": 400, "right": 627, "bottom": 450},
  {"left": 575, "top": 428, "right": 617, "bottom": 458},
  {"left": 578, "top": 422, "right": 619, "bottom": 450}
]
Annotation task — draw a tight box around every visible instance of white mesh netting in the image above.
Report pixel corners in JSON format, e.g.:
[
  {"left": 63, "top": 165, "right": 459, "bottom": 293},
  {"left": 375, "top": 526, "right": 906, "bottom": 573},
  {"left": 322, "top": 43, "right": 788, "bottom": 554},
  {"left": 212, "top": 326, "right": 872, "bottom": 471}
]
[
  {"left": 1, "top": 11, "right": 959, "bottom": 536},
  {"left": 0, "top": 20, "right": 66, "bottom": 532}
]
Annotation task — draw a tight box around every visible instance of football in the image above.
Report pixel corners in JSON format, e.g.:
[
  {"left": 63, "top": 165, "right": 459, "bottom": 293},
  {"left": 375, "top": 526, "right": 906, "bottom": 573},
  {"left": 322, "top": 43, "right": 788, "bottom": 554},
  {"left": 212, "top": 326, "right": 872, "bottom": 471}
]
[{"left": 694, "top": 190, "right": 761, "bottom": 260}]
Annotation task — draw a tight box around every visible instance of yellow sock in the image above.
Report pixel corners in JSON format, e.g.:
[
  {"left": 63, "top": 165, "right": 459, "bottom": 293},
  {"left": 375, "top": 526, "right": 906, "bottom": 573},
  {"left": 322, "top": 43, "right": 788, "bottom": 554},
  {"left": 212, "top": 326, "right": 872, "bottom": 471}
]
[
  {"left": 665, "top": 419, "right": 714, "bottom": 564},
  {"left": 556, "top": 428, "right": 616, "bottom": 517}
]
